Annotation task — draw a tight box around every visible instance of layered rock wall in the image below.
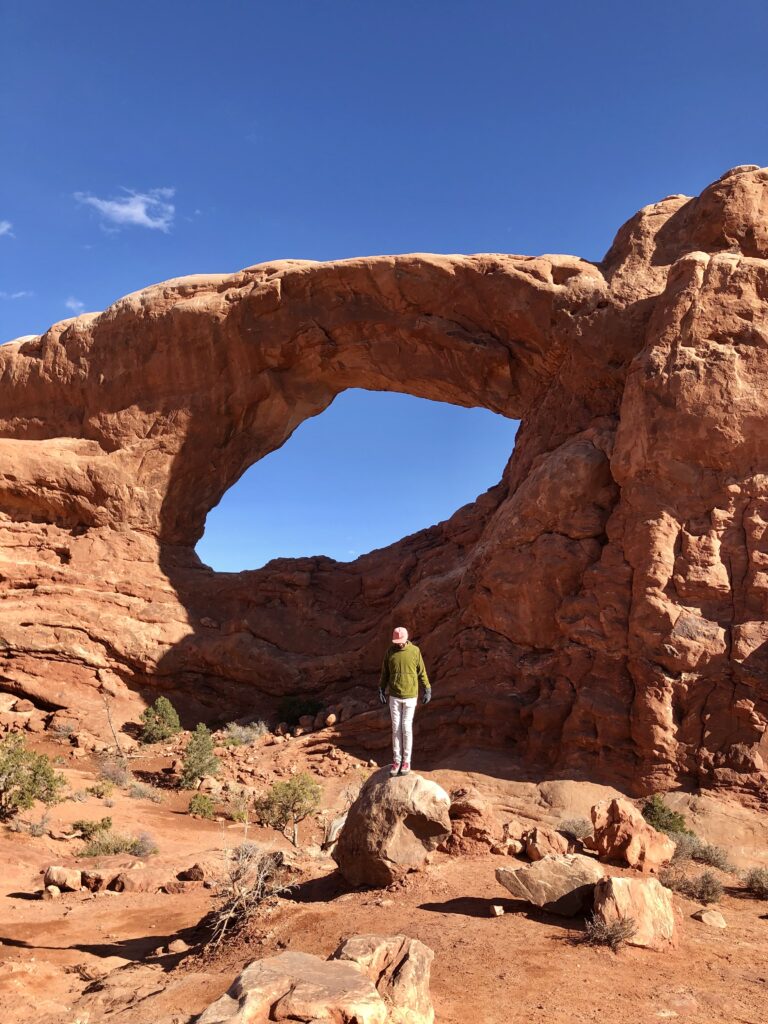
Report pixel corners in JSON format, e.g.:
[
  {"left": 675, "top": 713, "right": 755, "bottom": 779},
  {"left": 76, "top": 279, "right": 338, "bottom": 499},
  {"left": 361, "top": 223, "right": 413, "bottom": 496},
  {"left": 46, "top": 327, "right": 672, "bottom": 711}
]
[{"left": 2, "top": 165, "right": 768, "bottom": 795}]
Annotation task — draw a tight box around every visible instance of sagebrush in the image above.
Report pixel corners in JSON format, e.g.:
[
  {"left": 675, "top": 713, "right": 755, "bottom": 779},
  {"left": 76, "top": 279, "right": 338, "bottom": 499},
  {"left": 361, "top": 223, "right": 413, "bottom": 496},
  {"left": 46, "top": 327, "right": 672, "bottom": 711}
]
[
  {"left": 72, "top": 816, "right": 113, "bottom": 840},
  {"left": 221, "top": 721, "right": 267, "bottom": 747},
  {"left": 659, "top": 867, "right": 723, "bottom": 904},
  {"left": 743, "top": 867, "right": 768, "bottom": 899},
  {"left": 79, "top": 829, "right": 158, "bottom": 858},
  {"left": 558, "top": 817, "right": 592, "bottom": 839},
  {"left": 582, "top": 914, "right": 636, "bottom": 952}
]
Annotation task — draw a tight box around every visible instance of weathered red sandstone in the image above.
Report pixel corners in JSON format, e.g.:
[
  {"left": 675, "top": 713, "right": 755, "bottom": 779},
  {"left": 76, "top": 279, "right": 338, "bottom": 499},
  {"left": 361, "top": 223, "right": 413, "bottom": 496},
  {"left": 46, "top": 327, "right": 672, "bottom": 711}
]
[{"left": 1, "top": 165, "right": 768, "bottom": 796}]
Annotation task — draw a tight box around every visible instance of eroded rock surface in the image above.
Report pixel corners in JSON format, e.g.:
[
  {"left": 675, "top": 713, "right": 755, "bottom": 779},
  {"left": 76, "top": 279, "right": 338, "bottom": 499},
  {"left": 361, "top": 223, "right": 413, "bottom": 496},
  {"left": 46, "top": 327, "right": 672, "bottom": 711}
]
[
  {"left": 587, "top": 798, "right": 676, "bottom": 872},
  {"left": 333, "top": 771, "right": 451, "bottom": 887},
  {"left": 3, "top": 166, "right": 768, "bottom": 795},
  {"left": 593, "top": 876, "right": 678, "bottom": 950},
  {"left": 496, "top": 854, "right": 605, "bottom": 915}
]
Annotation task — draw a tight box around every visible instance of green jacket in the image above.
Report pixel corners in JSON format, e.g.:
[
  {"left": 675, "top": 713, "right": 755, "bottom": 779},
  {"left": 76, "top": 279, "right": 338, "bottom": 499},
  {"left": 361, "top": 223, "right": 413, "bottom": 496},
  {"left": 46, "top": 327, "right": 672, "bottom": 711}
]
[{"left": 379, "top": 642, "right": 431, "bottom": 700}]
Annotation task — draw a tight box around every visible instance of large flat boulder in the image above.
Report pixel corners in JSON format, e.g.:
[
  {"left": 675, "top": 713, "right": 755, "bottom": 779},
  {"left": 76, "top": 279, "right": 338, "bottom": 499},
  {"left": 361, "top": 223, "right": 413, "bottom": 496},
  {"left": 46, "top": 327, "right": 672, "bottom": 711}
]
[
  {"left": 593, "top": 876, "right": 677, "bottom": 950},
  {"left": 333, "top": 771, "right": 451, "bottom": 887},
  {"left": 496, "top": 854, "right": 605, "bottom": 916},
  {"left": 587, "top": 798, "right": 676, "bottom": 871},
  {"left": 196, "top": 935, "right": 436, "bottom": 1024},
  {"left": 197, "top": 950, "right": 387, "bottom": 1024}
]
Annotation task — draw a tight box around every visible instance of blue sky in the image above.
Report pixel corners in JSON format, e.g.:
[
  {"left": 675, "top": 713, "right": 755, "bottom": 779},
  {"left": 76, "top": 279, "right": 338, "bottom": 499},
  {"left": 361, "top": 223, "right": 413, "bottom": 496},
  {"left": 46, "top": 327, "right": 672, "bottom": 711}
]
[{"left": 2, "top": 1, "right": 767, "bottom": 569}]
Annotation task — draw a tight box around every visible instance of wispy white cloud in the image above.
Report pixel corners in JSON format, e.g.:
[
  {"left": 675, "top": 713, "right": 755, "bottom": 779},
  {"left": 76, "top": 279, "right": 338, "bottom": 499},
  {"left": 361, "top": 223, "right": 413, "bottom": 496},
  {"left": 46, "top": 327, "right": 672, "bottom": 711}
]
[
  {"left": 74, "top": 187, "right": 175, "bottom": 232},
  {"left": 0, "top": 290, "right": 33, "bottom": 300},
  {"left": 65, "top": 296, "right": 85, "bottom": 313},
  {"left": 0, "top": 220, "right": 14, "bottom": 238}
]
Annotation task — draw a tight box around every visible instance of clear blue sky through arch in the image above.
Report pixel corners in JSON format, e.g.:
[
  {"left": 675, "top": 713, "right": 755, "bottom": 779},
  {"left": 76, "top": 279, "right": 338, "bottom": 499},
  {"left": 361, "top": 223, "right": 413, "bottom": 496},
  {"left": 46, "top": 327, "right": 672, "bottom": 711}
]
[
  {"left": 196, "top": 391, "right": 519, "bottom": 571},
  {"left": 2, "top": 1, "right": 767, "bottom": 566}
]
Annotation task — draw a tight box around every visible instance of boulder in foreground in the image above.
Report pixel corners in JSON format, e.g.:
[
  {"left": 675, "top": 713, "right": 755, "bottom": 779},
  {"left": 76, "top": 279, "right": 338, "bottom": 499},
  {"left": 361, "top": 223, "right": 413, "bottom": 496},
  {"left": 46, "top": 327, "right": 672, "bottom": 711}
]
[
  {"left": 196, "top": 934, "right": 435, "bottom": 1024},
  {"left": 333, "top": 933, "right": 434, "bottom": 1024},
  {"left": 593, "top": 876, "right": 677, "bottom": 950},
  {"left": 496, "top": 854, "right": 605, "bottom": 916},
  {"left": 333, "top": 771, "right": 451, "bottom": 887},
  {"left": 588, "top": 798, "right": 676, "bottom": 871}
]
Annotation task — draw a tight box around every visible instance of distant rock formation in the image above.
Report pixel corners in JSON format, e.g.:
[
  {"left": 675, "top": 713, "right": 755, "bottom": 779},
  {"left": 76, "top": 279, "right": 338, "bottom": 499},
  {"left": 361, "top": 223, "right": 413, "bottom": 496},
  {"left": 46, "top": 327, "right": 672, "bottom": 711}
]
[{"left": 2, "top": 165, "right": 768, "bottom": 796}]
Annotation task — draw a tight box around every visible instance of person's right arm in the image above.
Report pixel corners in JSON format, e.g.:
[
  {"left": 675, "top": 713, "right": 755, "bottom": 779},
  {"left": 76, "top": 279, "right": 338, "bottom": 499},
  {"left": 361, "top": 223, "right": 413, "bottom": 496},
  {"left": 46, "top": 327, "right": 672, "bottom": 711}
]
[{"left": 379, "top": 652, "right": 389, "bottom": 695}]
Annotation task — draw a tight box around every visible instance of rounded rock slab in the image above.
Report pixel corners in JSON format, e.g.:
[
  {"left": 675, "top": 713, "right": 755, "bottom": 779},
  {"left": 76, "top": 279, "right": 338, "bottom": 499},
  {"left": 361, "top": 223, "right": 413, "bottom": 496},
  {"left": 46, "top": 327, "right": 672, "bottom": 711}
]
[{"left": 333, "top": 770, "right": 451, "bottom": 887}]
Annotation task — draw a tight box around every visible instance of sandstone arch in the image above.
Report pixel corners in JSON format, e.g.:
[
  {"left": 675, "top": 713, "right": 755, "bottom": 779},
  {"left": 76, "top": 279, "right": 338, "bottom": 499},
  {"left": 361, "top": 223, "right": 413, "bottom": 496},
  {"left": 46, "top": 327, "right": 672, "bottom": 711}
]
[{"left": 2, "top": 164, "right": 768, "bottom": 796}]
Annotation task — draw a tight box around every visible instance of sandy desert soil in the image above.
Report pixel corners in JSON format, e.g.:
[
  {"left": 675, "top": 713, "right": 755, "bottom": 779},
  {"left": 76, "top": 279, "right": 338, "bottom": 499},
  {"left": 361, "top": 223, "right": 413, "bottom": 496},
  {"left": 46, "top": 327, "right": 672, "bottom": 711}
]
[{"left": 1, "top": 731, "right": 767, "bottom": 1024}]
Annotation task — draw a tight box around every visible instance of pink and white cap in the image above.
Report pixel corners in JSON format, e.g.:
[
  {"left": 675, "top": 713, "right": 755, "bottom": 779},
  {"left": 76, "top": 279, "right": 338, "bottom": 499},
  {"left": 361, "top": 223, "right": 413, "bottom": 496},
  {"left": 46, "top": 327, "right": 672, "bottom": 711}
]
[{"left": 392, "top": 626, "right": 409, "bottom": 644}]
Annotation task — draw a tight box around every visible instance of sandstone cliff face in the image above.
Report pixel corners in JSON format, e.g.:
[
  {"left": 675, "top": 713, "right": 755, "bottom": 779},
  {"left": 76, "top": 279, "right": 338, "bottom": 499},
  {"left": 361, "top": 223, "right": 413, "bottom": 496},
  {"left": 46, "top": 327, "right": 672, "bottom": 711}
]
[{"left": 1, "top": 165, "right": 767, "bottom": 796}]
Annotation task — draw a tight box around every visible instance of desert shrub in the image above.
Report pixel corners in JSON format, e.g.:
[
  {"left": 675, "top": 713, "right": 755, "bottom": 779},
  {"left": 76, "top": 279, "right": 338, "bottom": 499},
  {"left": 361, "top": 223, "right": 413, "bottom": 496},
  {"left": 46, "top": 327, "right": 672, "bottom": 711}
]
[
  {"left": 181, "top": 724, "right": 220, "bottom": 789},
  {"left": 659, "top": 867, "right": 723, "bottom": 904},
  {"left": 72, "top": 816, "right": 113, "bottom": 840},
  {"left": 642, "top": 794, "right": 691, "bottom": 837},
  {"left": 559, "top": 817, "right": 592, "bottom": 839},
  {"left": 582, "top": 913, "right": 636, "bottom": 952},
  {"left": 188, "top": 792, "right": 216, "bottom": 819},
  {"left": 0, "top": 734, "right": 67, "bottom": 820},
  {"left": 80, "top": 828, "right": 158, "bottom": 858},
  {"left": 70, "top": 788, "right": 88, "bottom": 802},
  {"left": 29, "top": 812, "right": 51, "bottom": 837},
  {"left": 743, "top": 867, "right": 768, "bottom": 899},
  {"left": 221, "top": 721, "right": 268, "bottom": 747},
  {"left": 98, "top": 756, "right": 132, "bottom": 788},
  {"left": 52, "top": 722, "right": 75, "bottom": 738},
  {"left": 254, "top": 771, "right": 321, "bottom": 846},
  {"left": 140, "top": 695, "right": 182, "bottom": 744},
  {"left": 226, "top": 794, "right": 252, "bottom": 823},
  {"left": 208, "top": 845, "right": 289, "bottom": 947},
  {"left": 127, "top": 781, "right": 162, "bottom": 803},
  {"left": 278, "top": 695, "right": 323, "bottom": 727},
  {"left": 86, "top": 780, "right": 115, "bottom": 800},
  {"left": 669, "top": 832, "right": 733, "bottom": 871}
]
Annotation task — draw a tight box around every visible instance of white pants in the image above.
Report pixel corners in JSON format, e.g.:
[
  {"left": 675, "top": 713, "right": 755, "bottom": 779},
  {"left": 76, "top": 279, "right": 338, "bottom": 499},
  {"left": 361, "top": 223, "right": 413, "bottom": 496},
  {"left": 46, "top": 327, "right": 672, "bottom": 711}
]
[{"left": 389, "top": 696, "right": 417, "bottom": 764}]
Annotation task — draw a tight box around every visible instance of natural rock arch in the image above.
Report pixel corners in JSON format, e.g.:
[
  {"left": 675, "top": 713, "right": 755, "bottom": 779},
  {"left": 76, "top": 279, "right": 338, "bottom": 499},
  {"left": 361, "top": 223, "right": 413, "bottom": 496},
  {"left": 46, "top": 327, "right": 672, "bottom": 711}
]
[{"left": 1, "top": 164, "right": 768, "bottom": 796}]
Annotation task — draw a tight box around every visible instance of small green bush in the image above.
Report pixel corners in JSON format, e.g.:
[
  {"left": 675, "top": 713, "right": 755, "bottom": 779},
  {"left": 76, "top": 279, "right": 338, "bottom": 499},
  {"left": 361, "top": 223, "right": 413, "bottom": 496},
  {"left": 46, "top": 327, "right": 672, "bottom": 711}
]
[
  {"left": 86, "top": 780, "right": 115, "bottom": 800},
  {"left": 642, "top": 794, "right": 691, "bottom": 837},
  {"left": 188, "top": 792, "right": 216, "bottom": 819},
  {"left": 79, "top": 829, "right": 158, "bottom": 858},
  {"left": 181, "top": 724, "right": 220, "bottom": 789},
  {"left": 72, "top": 816, "right": 113, "bottom": 840},
  {"left": 582, "top": 913, "right": 636, "bottom": 952},
  {"left": 140, "top": 695, "right": 182, "bottom": 744},
  {"left": 278, "top": 696, "right": 323, "bottom": 727},
  {"left": 0, "top": 734, "right": 67, "bottom": 820},
  {"left": 743, "top": 867, "right": 768, "bottom": 899},
  {"left": 254, "top": 771, "right": 321, "bottom": 846},
  {"left": 29, "top": 812, "right": 51, "bottom": 837},
  {"left": 660, "top": 867, "right": 723, "bottom": 904},
  {"left": 558, "top": 817, "right": 592, "bottom": 839},
  {"left": 221, "top": 721, "right": 268, "bottom": 747}
]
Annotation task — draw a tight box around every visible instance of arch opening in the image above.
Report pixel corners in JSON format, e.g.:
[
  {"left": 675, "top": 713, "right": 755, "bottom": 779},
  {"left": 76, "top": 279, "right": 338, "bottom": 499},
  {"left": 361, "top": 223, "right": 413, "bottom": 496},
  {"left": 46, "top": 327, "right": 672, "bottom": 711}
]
[{"left": 195, "top": 388, "right": 519, "bottom": 571}]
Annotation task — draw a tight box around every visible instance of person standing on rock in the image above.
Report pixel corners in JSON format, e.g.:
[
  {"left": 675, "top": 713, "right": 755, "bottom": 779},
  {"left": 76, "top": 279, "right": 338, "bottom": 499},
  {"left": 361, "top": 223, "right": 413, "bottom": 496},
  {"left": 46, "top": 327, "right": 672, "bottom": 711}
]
[{"left": 378, "top": 626, "right": 431, "bottom": 777}]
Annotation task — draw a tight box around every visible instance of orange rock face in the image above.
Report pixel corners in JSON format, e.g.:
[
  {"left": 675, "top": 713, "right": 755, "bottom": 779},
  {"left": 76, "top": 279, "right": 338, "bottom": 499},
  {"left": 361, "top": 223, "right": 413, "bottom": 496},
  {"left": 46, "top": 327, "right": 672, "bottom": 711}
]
[{"left": 2, "top": 165, "right": 768, "bottom": 796}]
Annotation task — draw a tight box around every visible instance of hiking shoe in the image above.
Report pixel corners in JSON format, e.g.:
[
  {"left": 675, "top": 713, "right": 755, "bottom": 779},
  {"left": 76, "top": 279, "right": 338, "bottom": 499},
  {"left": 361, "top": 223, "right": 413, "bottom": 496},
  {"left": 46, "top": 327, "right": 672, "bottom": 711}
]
[
  {"left": 399, "top": 762, "right": 411, "bottom": 776},
  {"left": 390, "top": 761, "right": 401, "bottom": 777}
]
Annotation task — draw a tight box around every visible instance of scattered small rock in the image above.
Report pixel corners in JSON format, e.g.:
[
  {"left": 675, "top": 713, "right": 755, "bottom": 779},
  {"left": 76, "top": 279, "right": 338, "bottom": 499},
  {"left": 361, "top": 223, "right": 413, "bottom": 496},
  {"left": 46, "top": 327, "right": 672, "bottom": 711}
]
[
  {"left": 489, "top": 904, "right": 505, "bottom": 917},
  {"left": 692, "top": 909, "right": 727, "bottom": 929}
]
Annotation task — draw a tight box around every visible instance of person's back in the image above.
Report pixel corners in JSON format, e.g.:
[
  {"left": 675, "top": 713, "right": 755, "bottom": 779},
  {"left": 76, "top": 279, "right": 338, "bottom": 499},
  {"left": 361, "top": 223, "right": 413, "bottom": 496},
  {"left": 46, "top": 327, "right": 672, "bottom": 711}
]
[{"left": 379, "top": 626, "right": 431, "bottom": 776}]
